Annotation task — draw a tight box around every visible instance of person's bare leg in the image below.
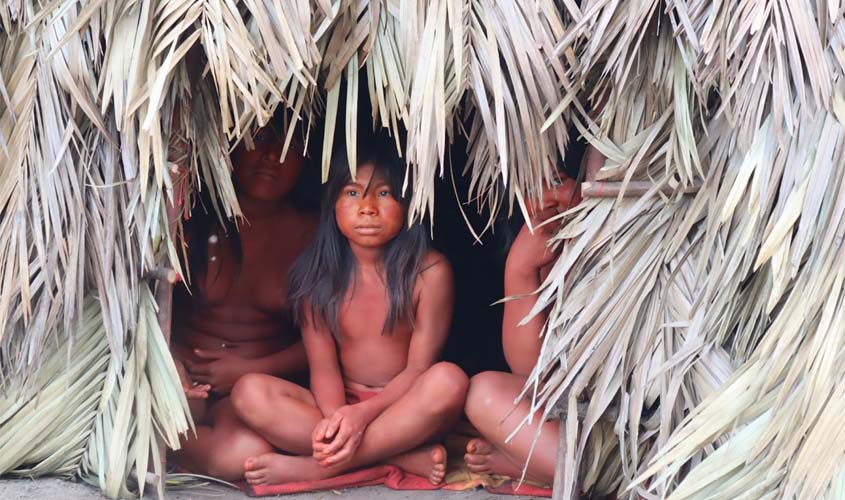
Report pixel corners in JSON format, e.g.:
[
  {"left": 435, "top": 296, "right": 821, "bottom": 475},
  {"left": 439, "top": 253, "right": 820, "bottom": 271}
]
[
  {"left": 230, "top": 373, "right": 322, "bottom": 455},
  {"left": 244, "top": 362, "right": 468, "bottom": 486},
  {"left": 463, "top": 371, "right": 558, "bottom": 484},
  {"left": 172, "top": 398, "right": 273, "bottom": 481}
]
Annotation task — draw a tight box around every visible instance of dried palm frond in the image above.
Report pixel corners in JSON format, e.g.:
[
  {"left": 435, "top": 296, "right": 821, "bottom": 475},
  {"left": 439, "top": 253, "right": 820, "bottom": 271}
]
[
  {"left": 0, "top": 290, "right": 190, "bottom": 499},
  {"left": 518, "top": 0, "right": 845, "bottom": 498}
]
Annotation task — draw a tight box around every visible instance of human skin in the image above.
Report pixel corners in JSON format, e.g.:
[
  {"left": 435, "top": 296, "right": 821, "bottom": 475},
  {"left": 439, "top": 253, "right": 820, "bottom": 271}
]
[
  {"left": 229, "top": 164, "right": 469, "bottom": 486},
  {"left": 170, "top": 126, "right": 317, "bottom": 480},
  {"left": 464, "top": 147, "right": 605, "bottom": 484}
]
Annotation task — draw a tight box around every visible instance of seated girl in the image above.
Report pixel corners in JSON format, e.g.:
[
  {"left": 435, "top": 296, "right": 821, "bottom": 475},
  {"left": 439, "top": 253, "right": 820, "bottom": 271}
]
[
  {"left": 170, "top": 119, "right": 318, "bottom": 479},
  {"left": 229, "top": 138, "right": 469, "bottom": 487},
  {"left": 463, "top": 162, "right": 595, "bottom": 484}
]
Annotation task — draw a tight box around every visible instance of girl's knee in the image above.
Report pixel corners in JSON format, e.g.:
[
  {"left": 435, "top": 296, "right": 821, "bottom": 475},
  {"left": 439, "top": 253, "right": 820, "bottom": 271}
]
[
  {"left": 465, "top": 371, "right": 504, "bottom": 421},
  {"left": 230, "top": 373, "right": 272, "bottom": 417},
  {"left": 423, "top": 362, "right": 469, "bottom": 408}
]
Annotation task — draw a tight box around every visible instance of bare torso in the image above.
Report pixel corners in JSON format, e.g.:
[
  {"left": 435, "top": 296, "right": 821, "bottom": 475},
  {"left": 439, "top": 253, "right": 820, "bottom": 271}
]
[
  {"left": 336, "top": 257, "right": 441, "bottom": 390},
  {"left": 174, "top": 209, "right": 318, "bottom": 363}
]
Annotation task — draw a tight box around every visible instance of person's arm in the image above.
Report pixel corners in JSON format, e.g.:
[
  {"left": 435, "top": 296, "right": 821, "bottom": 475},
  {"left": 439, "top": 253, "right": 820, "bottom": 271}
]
[
  {"left": 301, "top": 312, "right": 346, "bottom": 418},
  {"left": 186, "top": 340, "right": 308, "bottom": 394},
  {"left": 304, "top": 308, "right": 351, "bottom": 463},
  {"left": 502, "top": 179, "right": 580, "bottom": 376},
  {"left": 316, "top": 256, "right": 454, "bottom": 466}
]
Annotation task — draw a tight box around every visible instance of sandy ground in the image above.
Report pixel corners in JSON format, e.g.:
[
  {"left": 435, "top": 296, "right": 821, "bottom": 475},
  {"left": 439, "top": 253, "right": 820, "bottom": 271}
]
[{"left": 0, "top": 477, "right": 540, "bottom": 500}]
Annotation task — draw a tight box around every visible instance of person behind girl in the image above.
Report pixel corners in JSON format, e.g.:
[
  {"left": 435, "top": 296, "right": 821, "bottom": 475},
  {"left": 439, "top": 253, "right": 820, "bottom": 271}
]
[
  {"left": 229, "top": 136, "right": 469, "bottom": 486},
  {"left": 463, "top": 145, "right": 604, "bottom": 484},
  {"left": 170, "top": 115, "right": 318, "bottom": 479}
]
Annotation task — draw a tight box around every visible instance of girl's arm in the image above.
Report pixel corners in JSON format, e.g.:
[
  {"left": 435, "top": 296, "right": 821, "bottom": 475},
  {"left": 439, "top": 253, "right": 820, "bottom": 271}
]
[
  {"left": 352, "top": 255, "right": 454, "bottom": 425},
  {"left": 502, "top": 179, "right": 579, "bottom": 376},
  {"left": 301, "top": 313, "right": 346, "bottom": 418},
  {"left": 503, "top": 146, "right": 606, "bottom": 376}
]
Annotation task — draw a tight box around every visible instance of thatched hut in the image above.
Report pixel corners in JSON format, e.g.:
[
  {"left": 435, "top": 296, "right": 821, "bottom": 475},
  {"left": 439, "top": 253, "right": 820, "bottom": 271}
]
[{"left": 2, "top": 1, "right": 845, "bottom": 499}]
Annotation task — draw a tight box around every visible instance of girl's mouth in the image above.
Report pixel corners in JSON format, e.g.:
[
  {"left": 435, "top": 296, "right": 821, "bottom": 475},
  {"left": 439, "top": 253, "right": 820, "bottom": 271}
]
[{"left": 354, "top": 226, "right": 381, "bottom": 235}]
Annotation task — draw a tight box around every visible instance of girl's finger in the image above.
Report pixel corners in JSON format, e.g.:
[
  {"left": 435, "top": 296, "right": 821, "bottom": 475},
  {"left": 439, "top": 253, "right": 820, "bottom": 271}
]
[
  {"left": 323, "top": 426, "right": 350, "bottom": 455},
  {"left": 326, "top": 438, "right": 358, "bottom": 465},
  {"left": 324, "top": 413, "right": 344, "bottom": 440},
  {"left": 312, "top": 420, "right": 329, "bottom": 442}
]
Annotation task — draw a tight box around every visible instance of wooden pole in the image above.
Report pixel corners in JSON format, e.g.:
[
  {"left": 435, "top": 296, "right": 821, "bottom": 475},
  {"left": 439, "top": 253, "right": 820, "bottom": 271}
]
[
  {"left": 149, "top": 264, "right": 175, "bottom": 496},
  {"left": 581, "top": 181, "right": 701, "bottom": 198},
  {"left": 148, "top": 162, "right": 185, "bottom": 494},
  {"left": 144, "top": 267, "right": 179, "bottom": 286},
  {"left": 552, "top": 418, "right": 571, "bottom": 500}
]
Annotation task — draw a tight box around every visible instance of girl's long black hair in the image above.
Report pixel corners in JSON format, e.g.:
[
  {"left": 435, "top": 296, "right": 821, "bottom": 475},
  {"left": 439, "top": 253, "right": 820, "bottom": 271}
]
[{"left": 287, "top": 136, "right": 430, "bottom": 338}]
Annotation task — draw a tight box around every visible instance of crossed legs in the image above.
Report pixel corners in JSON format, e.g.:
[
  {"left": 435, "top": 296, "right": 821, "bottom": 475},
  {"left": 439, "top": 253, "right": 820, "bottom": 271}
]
[{"left": 230, "top": 362, "right": 469, "bottom": 485}]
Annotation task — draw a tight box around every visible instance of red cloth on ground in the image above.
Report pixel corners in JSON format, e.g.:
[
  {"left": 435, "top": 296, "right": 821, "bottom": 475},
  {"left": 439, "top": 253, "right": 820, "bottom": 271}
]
[
  {"left": 244, "top": 464, "right": 552, "bottom": 497},
  {"left": 244, "top": 465, "right": 438, "bottom": 496}
]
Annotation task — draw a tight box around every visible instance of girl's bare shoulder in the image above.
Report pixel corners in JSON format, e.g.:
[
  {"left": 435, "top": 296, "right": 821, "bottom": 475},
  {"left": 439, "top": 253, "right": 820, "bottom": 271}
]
[{"left": 417, "top": 250, "right": 453, "bottom": 286}]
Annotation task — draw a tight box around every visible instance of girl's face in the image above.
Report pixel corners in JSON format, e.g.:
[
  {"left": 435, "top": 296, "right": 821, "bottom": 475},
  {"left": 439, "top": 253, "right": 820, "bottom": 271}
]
[
  {"left": 232, "top": 126, "right": 304, "bottom": 201},
  {"left": 334, "top": 163, "right": 405, "bottom": 250}
]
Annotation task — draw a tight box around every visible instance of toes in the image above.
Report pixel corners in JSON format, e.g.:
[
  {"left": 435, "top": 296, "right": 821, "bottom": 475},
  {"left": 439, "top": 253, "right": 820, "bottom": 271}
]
[
  {"left": 464, "top": 452, "right": 488, "bottom": 466},
  {"left": 430, "top": 445, "right": 447, "bottom": 465},
  {"left": 467, "top": 463, "right": 491, "bottom": 474},
  {"left": 467, "top": 438, "right": 494, "bottom": 455},
  {"left": 244, "top": 456, "right": 259, "bottom": 472},
  {"left": 245, "top": 470, "right": 266, "bottom": 485},
  {"left": 430, "top": 467, "right": 446, "bottom": 485}
]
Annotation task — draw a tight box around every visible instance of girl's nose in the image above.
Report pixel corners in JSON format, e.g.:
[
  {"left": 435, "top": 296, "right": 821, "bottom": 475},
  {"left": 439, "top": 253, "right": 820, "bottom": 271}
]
[{"left": 358, "top": 198, "right": 378, "bottom": 216}]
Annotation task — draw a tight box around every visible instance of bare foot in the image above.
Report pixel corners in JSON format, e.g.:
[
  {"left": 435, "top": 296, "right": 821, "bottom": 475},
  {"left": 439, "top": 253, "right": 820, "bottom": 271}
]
[
  {"left": 243, "top": 453, "right": 327, "bottom": 486},
  {"left": 387, "top": 444, "right": 448, "bottom": 485},
  {"left": 464, "top": 438, "right": 524, "bottom": 478}
]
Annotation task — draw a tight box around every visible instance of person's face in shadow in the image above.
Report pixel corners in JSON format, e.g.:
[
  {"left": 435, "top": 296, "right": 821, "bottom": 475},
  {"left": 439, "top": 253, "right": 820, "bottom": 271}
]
[{"left": 232, "top": 126, "right": 304, "bottom": 202}]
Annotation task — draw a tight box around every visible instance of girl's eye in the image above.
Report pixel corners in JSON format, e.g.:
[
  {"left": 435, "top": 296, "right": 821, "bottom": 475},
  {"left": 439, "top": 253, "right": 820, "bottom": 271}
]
[
  {"left": 378, "top": 190, "right": 391, "bottom": 197},
  {"left": 346, "top": 190, "right": 359, "bottom": 197}
]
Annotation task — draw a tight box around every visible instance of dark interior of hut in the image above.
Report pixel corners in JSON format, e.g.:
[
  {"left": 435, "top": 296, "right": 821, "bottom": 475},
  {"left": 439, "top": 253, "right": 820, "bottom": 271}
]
[{"left": 182, "top": 73, "right": 587, "bottom": 379}]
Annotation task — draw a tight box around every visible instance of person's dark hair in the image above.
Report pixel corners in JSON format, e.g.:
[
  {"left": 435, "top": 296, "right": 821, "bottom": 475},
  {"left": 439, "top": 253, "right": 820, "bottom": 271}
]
[
  {"left": 186, "top": 110, "right": 317, "bottom": 298},
  {"left": 288, "top": 135, "right": 430, "bottom": 338}
]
